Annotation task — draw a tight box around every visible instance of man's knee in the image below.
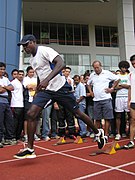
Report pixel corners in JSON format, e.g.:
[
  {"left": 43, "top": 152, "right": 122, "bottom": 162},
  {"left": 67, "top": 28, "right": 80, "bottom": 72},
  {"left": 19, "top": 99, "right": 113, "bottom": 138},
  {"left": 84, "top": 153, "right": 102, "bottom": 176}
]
[{"left": 27, "top": 109, "right": 38, "bottom": 120}]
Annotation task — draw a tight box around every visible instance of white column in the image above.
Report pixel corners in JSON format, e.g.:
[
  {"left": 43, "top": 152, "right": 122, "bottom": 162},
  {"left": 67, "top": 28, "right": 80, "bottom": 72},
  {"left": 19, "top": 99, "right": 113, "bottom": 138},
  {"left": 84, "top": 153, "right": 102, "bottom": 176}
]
[
  {"left": 117, "top": 0, "right": 135, "bottom": 69},
  {"left": 19, "top": 3, "right": 24, "bottom": 70}
]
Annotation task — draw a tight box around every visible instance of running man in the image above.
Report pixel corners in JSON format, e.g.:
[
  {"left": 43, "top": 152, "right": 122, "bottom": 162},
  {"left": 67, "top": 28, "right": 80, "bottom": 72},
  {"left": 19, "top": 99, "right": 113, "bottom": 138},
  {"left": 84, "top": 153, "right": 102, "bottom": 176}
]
[{"left": 14, "top": 34, "right": 106, "bottom": 159}]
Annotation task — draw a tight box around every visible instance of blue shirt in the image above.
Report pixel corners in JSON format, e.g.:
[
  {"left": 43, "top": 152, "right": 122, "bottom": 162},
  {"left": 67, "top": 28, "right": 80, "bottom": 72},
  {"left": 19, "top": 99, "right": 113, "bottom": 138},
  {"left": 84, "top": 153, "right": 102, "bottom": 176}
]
[{"left": 74, "top": 82, "right": 86, "bottom": 107}]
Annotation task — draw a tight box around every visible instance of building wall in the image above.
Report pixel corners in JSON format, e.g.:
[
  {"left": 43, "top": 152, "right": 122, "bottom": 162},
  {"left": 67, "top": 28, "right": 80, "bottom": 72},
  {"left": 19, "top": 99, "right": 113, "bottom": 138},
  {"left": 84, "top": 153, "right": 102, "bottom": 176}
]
[{"left": 0, "top": 0, "right": 22, "bottom": 77}]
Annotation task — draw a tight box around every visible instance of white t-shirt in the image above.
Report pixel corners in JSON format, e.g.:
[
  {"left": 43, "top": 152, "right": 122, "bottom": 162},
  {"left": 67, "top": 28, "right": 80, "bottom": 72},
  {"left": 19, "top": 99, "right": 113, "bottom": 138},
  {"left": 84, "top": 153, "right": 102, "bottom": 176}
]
[
  {"left": 10, "top": 78, "right": 24, "bottom": 107},
  {"left": 116, "top": 73, "right": 129, "bottom": 97},
  {"left": 67, "top": 76, "right": 74, "bottom": 90},
  {"left": 23, "top": 76, "right": 37, "bottom": 102},
  {"left": 29, "top": 46, "right": 66, "bottom": 91},
  {"left": 128, "top": 72, "right": 135, "bottom": 103},
  {"left": 87, "top": 69, "right": 119, "bottom": 101},
  {"left": 0, "top": 76, "right": 11, "bottom": 103}
]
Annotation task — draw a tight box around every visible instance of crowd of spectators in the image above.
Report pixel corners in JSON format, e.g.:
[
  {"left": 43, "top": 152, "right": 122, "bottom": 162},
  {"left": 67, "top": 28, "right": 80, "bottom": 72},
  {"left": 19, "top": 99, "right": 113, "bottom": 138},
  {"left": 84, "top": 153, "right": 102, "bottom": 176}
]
[{"left": 0, "top": 58, "right": 135, "bottom": 149}]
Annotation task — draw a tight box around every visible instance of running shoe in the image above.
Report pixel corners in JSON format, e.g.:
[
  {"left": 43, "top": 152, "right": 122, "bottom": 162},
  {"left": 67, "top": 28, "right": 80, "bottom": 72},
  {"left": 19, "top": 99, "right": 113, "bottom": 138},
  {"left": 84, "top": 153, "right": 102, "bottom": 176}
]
[
  {"left": 51, "top": 135, "right": 60, "bottom": 139},
  {"left": 34, "top": 134, "right": 40, "bottom": 141},
  {"left": 14, "top": 148, "right": 36, "bottom": 159},
  {"left": 3, "top": 138, "right": 17, "bottom": 145},
  {"left": 0, "top": 142, "right": 3, "bottom": 148},
  {"left": 104, "top": 135, "right": 108, "bottom": 143},
  {"left": 124, "top": 141, "right": 134, "bottom": 149},
  {"left": 115, "top": 134, "right": 121, "bottom": 141},
  {"left": 95, "top": 129, "right": 106, "bottom": 149},
  {"left": 42, "top": 136, "right": 51, "bottom": 141}
]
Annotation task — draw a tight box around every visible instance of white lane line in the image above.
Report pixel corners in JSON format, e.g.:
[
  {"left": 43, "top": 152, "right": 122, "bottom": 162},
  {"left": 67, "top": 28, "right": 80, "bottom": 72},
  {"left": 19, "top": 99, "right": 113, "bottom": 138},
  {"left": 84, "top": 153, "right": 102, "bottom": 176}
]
[
  {"left": 73, "top": 161, "right": 135, "bottom": 180},
  {"left": 34, "top": 145, "right": 135, "bottom": 179},
  {"left": 0, "top": 139, "right": 131, "bottom": 165}
]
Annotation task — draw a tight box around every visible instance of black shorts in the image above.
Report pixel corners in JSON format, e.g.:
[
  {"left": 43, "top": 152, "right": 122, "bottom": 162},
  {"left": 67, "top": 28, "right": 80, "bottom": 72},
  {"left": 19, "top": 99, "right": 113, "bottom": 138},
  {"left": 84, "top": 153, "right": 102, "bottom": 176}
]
[
  {"left": 32, "top": 82, "right": 79, "bottom": 113},
  {"left": 130, "top": 103, "right": 135, "bottom": 110}
]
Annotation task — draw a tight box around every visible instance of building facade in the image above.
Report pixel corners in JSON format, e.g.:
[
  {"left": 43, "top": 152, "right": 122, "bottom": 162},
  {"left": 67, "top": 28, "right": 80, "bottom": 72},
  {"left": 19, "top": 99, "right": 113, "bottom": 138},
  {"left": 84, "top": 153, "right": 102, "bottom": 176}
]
[{"left": 0, "top": 0, "right": 135, "bottom": 76}]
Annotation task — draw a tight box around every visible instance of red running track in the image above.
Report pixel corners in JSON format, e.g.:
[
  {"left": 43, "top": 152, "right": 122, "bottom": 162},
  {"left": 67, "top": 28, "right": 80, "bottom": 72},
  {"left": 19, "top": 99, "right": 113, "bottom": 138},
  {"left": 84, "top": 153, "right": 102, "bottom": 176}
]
[{"left": 0, "top": 137, "right": 135, "bottom": 180}]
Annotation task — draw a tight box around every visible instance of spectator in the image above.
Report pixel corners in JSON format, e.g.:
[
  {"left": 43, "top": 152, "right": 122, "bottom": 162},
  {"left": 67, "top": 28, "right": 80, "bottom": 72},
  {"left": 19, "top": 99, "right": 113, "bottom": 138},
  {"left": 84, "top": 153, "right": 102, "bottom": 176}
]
[
  {"left": 74, "top": 75, "right": 87, "bottom": 137},
  {"left": 0, "top": 62, "right": 16, "bottom": 148},
  {"left": 87, "top": 60, "right": 120, "bottom": 142},
  {"left": 23, "top": 66, "right": 40, "bottom": 142},
  {"left": 10, "top": 70, "right": 25, "bottom": 141},
  {"left": 115, "top": 61, "right": 130, "bottom": 140},
  {"left": 57, "top": 67, "right": 76, "bottom": 138},
  {"left": 84, "top": 73, "right": 94, "bottom": 138},
  {"left": 11, "top": 69, "right": 19, "bottom": 81},
  {"left": 41, "top": 103, "right": 59, "bottom": 141},
  {"left": 124, "top": 55, "right": 135, "bottom": 149}
]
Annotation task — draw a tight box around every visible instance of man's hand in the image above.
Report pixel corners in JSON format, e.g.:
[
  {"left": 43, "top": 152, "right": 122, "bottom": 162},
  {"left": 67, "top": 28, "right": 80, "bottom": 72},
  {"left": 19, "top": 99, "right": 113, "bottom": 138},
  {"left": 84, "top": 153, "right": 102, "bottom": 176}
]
[
  {"left": 105, "top": 87, "right": 114, "bottom": 93},
  {"left": 37, "top": 79, "right": 49, "bottom": 91},
  {"left": 0, "top": 85, "right": 7, "bottom": 93}
]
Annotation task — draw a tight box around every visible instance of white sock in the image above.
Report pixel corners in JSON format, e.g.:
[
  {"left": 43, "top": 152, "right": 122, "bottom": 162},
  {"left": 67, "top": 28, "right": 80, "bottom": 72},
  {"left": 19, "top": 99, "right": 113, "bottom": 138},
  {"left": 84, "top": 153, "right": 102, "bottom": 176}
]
[
  {"left": 130, "top": 141, "right": 134, "bottom": 145},
  {"left": 27, "top": 147, "right": 34, "bottom": 152}
]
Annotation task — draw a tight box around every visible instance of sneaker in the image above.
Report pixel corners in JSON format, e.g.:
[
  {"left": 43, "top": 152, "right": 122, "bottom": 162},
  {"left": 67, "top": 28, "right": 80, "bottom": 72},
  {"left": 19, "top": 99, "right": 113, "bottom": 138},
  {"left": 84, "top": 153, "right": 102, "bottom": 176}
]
[
  {"left": 90, "top": 133, "right": 95, "bottom": 138},
  {"left": 42, "top": 136, "right": 50, "bottom": 141},
  {"left": 109, "top": 134, "right": 114, "bottom": 138},
  {"left": 104, "top": 135, "right": 108, "bottom": 143},
  {"left": 0, "top": 142, "right": 3, "bottom": 148},
  {"left": 95, "top": 129, "right": 105, "bottom": 149},
  {"left": 14, "top": 148, "right": 36, "bottom": 159},
  {"left": 3, "top": 139, "right": 17, "bottom": 145},
  {"left": 115, "top": 134, "right": 121, "bottom": 141},
  {"left": 51, "top": 135, "right": 60, "bottom": 139},
  {"left": 124, "top": 141, "right": 134, "bottom": 149},
  {"left": 34, "top": 134, "right": 40, "bottom": 141},
  {"left": 86, "top": 131, "right": 91, "bottom": 137}
]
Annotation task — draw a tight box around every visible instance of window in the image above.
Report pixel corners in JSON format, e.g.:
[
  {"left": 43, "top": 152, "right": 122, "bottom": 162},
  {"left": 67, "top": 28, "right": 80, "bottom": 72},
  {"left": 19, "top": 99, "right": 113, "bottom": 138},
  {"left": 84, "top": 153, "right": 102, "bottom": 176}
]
[
  {"left": 82, "top": 25, "right": 89, "bottom": 46},
  {"left": 74, "top": 24, "right": 81, "bottom": 45},
  {"left": 33, "top": 22, "right": 40, "bottom": 44},
  {"left": 50, "top": 23, "right": 58, "bottom": 44},
  {"left": 66, "top": 24, "right": 73, "bottom": 45},
  {"left": 95, "top": 26, "right": 102, "bottom": 46},
  {"left": 62, "top": 54, "right": 91, "bottom": 76},
  {"left": 24, "top": 21, "right": 89, "bottom": 46},
  {"left": 58, "top": 23, "right": 65, "bottom": 45},
  {"left": 103, "top": 26, "right": 110, "bottom": 47},
  {"left": 95, "top": 26, "right": 118, "bottom": 47},
  {"left": 96, "top": 55, "right": 120, "bottom": 70},
  {"left": 24, "top": 21, "right": 32, "bottom": 35},
  {"left": 41, "top": 22, "right": 49, "bottom": 44}
]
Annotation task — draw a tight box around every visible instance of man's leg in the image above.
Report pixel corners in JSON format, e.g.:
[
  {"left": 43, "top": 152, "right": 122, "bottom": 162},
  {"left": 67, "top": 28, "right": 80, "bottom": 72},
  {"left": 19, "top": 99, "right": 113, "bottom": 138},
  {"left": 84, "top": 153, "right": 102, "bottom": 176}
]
[
  {"left": 115, "top": 112, "right": 121, "bottom": 140},
  {"left": 54, "top": 89, "right": 106, "bottom": 149},
  {"left": 27, "top": 105, "right": 42, "bottom": 149},
  {"left": 74, "top": 108, "right": 106, "bottom": 149},
  {"left": 74, "top": 109, "right": 98, "bottom": 134},
  {"left": 14, "top": 104, "right": 42, "bottom": 159},
  {"left": 129, "top": 108, "right": 135, "bottom": 141},
  {"left": 124, "top": 108, "right": 135, "bottom": 149}
]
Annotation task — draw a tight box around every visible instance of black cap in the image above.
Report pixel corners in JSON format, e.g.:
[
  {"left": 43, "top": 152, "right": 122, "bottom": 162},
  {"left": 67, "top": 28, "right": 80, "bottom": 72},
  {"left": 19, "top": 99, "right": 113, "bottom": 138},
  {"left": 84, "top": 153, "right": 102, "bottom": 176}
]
[{"left": 17, "top": 34, "right": 36, "bottom": 46}]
